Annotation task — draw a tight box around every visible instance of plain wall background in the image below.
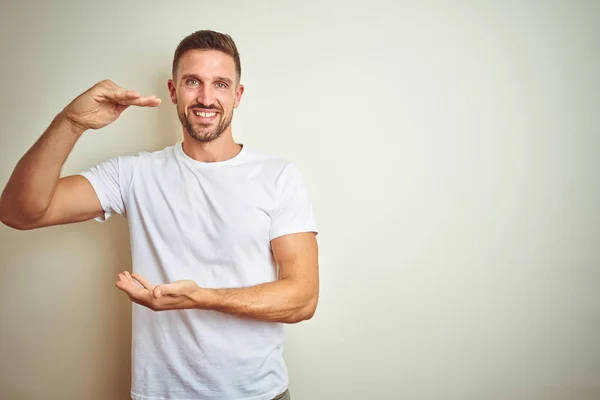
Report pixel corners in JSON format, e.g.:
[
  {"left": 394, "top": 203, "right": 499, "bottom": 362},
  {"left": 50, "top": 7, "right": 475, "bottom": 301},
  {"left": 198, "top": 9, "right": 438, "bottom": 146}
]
[{"left": 1, "top": 1, "right": 599, "bottom": 399}]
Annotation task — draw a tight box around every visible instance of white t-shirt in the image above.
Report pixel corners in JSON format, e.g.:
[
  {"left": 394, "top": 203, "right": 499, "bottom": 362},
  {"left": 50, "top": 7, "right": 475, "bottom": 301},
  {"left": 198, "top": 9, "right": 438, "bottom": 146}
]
[{"left": 79, "top": 142, "right": 317, "bottom": 400}]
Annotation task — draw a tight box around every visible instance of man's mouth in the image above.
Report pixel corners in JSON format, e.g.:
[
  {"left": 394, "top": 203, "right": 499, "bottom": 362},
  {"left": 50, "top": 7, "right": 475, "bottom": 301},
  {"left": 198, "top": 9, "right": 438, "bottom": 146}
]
[
  {"left": 190, "top": 109, "right": 219, "bottom": 121},
  {"left": 193, "top": 110, "right": 217, "bottom": 117}
]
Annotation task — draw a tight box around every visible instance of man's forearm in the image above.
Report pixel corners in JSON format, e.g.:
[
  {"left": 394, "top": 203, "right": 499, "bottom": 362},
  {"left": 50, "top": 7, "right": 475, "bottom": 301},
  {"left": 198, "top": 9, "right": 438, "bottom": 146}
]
[
  {"left": 194, "top": 278, "right": 318, "bottom": 324},
  {"left": 0, "top": 112, "right": 85, "bottom": 224}
]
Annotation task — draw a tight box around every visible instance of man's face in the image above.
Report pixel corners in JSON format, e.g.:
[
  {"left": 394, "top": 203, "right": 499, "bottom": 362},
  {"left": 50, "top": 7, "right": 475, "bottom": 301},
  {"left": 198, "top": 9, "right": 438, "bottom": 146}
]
[{"left": 168, "top": 49, "right": 244, "bottom": 143}]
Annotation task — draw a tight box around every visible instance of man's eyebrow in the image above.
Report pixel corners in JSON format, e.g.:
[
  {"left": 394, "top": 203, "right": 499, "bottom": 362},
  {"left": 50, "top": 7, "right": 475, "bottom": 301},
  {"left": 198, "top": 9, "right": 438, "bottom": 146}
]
[
  {"left": 180, "top": 73, "right": 200, "bottom": 81},
  {"left": 214, "top": 76, "right": 233, "bottom": 85}
]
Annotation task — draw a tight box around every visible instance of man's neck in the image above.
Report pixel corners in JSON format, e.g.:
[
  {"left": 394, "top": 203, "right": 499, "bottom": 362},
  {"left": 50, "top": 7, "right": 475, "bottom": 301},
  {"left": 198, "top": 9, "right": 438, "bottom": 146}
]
[{"left": 181, "top": 132, "right": 242, "bottom": 163}]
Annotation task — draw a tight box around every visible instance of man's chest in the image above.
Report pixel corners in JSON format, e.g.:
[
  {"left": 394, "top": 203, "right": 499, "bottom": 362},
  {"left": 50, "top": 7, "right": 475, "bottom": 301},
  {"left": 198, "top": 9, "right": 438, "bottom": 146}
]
[{"left": 128, "top": 171, "right": 276, "bottom": 248}]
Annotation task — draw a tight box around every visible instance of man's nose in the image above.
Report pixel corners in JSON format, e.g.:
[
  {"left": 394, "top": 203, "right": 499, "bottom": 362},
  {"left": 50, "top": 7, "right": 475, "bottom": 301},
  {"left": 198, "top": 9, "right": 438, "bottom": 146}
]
[{"left": 196, "top": 85, "right": 215, "bottom": 107}]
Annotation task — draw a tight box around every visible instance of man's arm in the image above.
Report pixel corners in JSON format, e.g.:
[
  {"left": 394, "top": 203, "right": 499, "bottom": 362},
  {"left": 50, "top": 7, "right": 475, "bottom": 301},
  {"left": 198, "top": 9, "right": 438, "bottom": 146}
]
[
  {"left": 118, "top": 231, "right": 320, "bottom": 323},
  {"left": 0, "top": 113, "right": 97, "bottom": 229},
  {"left": 198, "top": 231, "right": 319, "bottom": 323},
  {"left": 0, "top": 80, "right": 160, "bottom": 230}
]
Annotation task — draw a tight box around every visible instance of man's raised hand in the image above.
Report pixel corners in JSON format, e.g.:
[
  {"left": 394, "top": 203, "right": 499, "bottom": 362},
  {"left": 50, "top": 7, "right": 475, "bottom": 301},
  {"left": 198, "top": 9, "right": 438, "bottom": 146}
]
[{"left": 61, "top": 79, "right": 161, "bottom": 132}]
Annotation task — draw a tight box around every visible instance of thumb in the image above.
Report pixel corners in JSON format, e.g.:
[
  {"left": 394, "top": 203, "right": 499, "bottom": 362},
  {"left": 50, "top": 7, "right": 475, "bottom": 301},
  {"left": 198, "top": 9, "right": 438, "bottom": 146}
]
[
  {"left": 153, "top": 284, "right": 174, "bottom": 299},
  {"left": 115, "top": 104, "right": 130, "bottom": 116}
]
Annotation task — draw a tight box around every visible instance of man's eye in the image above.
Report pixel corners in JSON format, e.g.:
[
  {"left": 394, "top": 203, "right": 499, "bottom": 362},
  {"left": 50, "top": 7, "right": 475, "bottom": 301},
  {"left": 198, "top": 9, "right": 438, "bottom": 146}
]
[
  {"left": 215, "top": 82, "right": 227, "bottom": 88},
  {"left": 187, "top": 79, "right": 199, "bottom": 85}
]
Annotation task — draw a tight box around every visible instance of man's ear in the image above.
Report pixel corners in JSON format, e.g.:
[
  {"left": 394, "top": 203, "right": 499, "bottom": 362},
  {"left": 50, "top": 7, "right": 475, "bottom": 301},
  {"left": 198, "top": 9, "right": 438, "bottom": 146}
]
[
  {"left": 234, "top": 83, "right": 244, "bottom": 108},
  {"left": 167, "top": 79, "right": 178, "bottom": 104}
]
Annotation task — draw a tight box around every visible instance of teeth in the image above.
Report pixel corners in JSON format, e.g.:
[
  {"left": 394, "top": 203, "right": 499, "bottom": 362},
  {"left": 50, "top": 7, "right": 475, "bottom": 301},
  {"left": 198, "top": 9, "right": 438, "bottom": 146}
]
[{"left": 194, "top": 111, "right": 216, "bottom": 118}]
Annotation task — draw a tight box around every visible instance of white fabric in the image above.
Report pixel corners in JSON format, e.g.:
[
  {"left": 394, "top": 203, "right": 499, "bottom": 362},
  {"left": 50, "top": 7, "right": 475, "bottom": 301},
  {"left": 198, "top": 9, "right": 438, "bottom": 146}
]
[{"left": 78, "top": 142, "right": 317, "bottom": 400}]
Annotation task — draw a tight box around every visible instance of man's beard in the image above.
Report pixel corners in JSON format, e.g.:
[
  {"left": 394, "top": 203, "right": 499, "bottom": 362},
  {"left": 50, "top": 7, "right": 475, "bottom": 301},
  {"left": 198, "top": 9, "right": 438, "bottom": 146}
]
[{"left": 179, "top": 105, "right": 233, "bottom": 143}]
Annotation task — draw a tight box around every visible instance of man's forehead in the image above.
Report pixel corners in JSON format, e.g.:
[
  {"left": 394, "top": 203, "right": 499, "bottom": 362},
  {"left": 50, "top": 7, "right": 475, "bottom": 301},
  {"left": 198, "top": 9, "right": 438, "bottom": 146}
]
[{"left": 177, "top": 49, "right": 236, "bottom": 78}]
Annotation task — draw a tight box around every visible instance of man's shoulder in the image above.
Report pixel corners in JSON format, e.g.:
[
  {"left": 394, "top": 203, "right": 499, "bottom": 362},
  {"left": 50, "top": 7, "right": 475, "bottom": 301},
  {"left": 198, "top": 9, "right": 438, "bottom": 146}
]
[
  {"left": 242, "top": 146, "right": 290, "bottom": 169},
  {"left": 111, "top": 144, "right": 177, "bottom": 167},
  {"left": 137, "top": 143, "right": 178, "bottom": 160},
  {"left": 241, "top": 146, "right": 309, "bottom": 191}
]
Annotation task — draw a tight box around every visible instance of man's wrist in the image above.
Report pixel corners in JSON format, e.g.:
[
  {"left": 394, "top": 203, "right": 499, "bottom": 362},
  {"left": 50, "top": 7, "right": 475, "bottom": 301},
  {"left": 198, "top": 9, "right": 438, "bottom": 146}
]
[
  {"left": 56, "top": 111, "right": 87, "bottom": 137},
  {"left": 192, "top": 287, "right": 218, "bottom": 310}
]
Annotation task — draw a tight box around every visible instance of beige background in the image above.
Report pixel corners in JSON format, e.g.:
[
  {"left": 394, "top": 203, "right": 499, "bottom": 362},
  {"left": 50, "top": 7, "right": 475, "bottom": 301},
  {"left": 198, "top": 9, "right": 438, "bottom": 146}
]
[{"left": 1, "top": 1, "right": 599, "bottom": 399}]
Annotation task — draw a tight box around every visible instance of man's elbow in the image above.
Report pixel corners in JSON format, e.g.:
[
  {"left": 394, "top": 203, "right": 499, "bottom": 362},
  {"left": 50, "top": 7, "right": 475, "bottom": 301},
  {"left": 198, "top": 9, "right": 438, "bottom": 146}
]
[
  {"left": 286, "top": 297, "right": 318, "bottom": 324},
  {"left": 0, "top": 204, "right": 24, "bottom": 230},
  {"left": 301, "top": 302, "right": 318, "bottom": 321},
  {"left": 0, "top": 204, "right": 35, "bottom": 230},
  {"left": 1, "top": 218, "right": 26, "bottom": 230}
]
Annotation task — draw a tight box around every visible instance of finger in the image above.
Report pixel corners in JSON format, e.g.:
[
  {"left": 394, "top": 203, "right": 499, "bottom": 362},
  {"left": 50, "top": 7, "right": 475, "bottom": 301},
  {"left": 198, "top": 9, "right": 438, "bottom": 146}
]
[
  {"left": 122, "top": 96, "right": 161, "bottom": 107},
  {"left": 114, "top": 90, "right": 141, "bottom": 101},
  {"left": 104, "top": 90, "right": 161, "bottom": 107},
  {"left": 131, "top": 273, "right": 155, "bottom": 290},
  {"left": 115, "top": 276, "right": 133, "bottom": 295},
  {"left": 115, "top": 278, "right": 125, "bottom": 290},
  {"left": 117, "top": 272, "right": 128, "bottom": 283},
  {"left": 101, "top": 89, "right": 138, "bottom": 104}
]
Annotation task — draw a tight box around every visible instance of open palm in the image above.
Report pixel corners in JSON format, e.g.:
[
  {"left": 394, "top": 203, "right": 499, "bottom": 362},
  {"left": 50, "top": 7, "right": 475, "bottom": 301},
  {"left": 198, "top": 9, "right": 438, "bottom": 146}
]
[{"left": 115, "top": 271, "right": 201, "bottom": 311}]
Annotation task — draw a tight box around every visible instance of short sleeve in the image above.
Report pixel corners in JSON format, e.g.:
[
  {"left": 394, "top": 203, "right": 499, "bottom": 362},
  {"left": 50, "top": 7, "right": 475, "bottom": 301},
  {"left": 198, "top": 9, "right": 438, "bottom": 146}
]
[
  {"left": 269, "top": 162, "right": 318, "bottom": 240},
  {"left": 77, "top": 155, "right": 138, "bottom": 222}
]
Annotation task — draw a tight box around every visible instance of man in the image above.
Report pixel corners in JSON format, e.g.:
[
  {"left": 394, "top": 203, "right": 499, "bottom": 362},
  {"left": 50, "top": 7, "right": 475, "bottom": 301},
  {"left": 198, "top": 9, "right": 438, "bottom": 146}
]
[{"left": 0, "top": 30, "right": 318, "bottom": 400}]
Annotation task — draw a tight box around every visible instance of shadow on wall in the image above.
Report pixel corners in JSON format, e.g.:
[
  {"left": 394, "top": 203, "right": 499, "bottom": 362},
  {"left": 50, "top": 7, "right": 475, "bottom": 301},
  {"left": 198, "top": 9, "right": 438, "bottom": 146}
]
[
  {"left": 0, "top": 216, "right": 135, "bottom": 399},
  {"left": 154, "top": 72, "right": 184, "bottom": 150}
]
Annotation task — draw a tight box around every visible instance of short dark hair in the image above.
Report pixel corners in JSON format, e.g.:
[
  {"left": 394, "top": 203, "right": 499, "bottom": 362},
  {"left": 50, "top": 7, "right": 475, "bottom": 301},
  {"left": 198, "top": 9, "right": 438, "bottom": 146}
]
[{"left": 172, "top": 30, "right": 241, "bottom": 83}]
